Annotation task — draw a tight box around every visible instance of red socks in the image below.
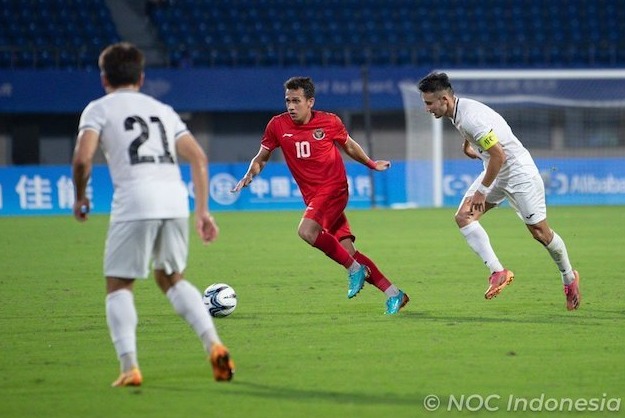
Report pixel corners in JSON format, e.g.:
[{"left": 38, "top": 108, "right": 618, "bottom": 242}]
[
  {"left": 312, "top": 232, "right": 393, "bottom": 293},
  {"left": 353, "top": 251, "right": 392, "bottom": 292},
  {"left": 312, "top": 230, "right": 353, "bottom": 268}
]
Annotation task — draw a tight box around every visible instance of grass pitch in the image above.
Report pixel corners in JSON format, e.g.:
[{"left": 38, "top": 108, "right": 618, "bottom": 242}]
[{"left": 0, "top": 207, "right": 623, "bottom": 417}]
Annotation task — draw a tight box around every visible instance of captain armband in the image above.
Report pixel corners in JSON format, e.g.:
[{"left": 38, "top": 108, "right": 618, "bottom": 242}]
[{"left": 476, "top": 130, "right": 499, "bottom": 150}]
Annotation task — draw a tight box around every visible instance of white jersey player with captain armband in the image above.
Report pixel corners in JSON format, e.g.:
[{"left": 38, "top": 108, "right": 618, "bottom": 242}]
[{"left": 418, "top": 71, "right": 581, "bottom": 311}]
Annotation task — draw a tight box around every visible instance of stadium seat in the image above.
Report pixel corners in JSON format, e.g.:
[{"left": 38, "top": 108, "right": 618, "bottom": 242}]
[
  {"left": 0, "top": 0, "right": 119, "bottom": 69},
  {"left": 1, "top": 0, "right": 623, "bottom": 69}
]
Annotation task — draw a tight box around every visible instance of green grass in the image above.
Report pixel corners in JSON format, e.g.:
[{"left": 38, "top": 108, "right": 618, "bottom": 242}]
[{"left": 1, "top": 207, "right": 624, "bottom": 417}]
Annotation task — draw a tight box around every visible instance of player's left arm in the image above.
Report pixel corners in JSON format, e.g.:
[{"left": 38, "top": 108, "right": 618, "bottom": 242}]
[
  {"left": 72, "top": 128, "right": 99, "bottom": 222},
  {"left": 477, "top": 131, "right": 506, "bottom": 189},
  {"left": 470, "top": 130, "right": 506, "bottom": 212},
  {"left": 341, "top": 135, "right": 391, "bottom": 171},
  {"left": 176, "top": 132, "right": 219, "bottom": 244}
]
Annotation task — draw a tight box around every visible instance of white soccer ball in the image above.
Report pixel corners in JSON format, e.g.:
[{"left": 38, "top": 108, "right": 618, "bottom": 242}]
[{"left": 203, "top": 283, "right": 237, "bottom": 318}]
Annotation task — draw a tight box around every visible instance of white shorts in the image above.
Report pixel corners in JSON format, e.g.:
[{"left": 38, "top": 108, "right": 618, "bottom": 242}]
[
  {"left": 104, "top": 218, "right": 189, "bottom": 279},
  {"left": 463, "top": 172, "right": 547, "bottom": 225}
]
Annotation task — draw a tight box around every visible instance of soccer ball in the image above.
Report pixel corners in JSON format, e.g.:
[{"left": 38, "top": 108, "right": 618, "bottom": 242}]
[{"left": 203, "top": 283, "right": 237, "bottom": 318}]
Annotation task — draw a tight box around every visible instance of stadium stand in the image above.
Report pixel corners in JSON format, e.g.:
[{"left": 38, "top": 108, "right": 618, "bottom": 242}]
[
  {"left": 142, "top": 0, "right": 625, "bottom": 68},
  {"left": 0, "top": 0, "right": 119, "bottom": 69},
  {"left": 1, "top": 0, "right": 624, "bottom": 69}
]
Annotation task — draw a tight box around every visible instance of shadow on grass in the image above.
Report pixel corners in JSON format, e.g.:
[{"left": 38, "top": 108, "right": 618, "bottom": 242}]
[
  {"left": 219, "top": 380, "right": 424, "bottom": 406},
  {"left": 397, "top": 310, "right": 625, "bottom": 325},
  {"left": 228, "top": 307, "right": 625, "bottom": 326}
]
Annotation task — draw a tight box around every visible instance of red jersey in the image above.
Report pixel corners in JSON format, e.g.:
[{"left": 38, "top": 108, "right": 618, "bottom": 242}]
[{"left": 261, "top": 110, "right": 348, "bottom": 203}]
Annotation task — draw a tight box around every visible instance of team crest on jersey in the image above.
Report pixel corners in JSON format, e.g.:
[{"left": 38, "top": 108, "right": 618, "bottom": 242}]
[{"left": 312, "top": 129, "right": 325, "bottom": 140}]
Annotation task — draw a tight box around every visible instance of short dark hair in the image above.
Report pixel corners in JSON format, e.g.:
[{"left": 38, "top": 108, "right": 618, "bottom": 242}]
[
  {"left": 284, "top": 76, "right": 315, "bottom": 99},
  {"left": 98, "top": 42, "right": 144, "bottom": 87},
  {"left": 418, "top": 72, "right": 454, "bottom": 95}
]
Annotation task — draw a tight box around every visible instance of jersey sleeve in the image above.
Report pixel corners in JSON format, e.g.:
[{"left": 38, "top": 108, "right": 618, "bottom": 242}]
[
  {"left": 464, "top": 113, "right": 493, "bottom": 146},
  {"left": 331, "top": 113, "right": 349, "bottom": 145},
  {"left": 78, "top": 101, "right": 106, "bottom": 134},
  {"left": 260, "top": 117, "right": 280, "bottom": 150},
  {"left": 476, "top": 130, "right": 499, "bottom": 150},
  {"left": 168, "top": 106, "right": 189, "bottom": 140}
]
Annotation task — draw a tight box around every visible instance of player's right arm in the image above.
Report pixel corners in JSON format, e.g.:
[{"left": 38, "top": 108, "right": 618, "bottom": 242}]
[
  {"left": 72, "top": 128, "right": 100, "bottom": 222},
  {"left": 231, "top": 146, "right": 272, "bottom": 192}
]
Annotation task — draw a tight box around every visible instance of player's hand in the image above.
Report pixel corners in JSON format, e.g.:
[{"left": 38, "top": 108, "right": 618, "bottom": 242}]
[
  {"left": 373, "top": 160, "right": 391, "bottom": 171},
  {"left": 463, "top": 141, "right": 480, "bottom": 159},
  {"left": 231, "top": 175, "right": 253, "bottom": 193},
  {"left": 197, "top": 212, "right": 219, "bottom": 244},
  {"left": 470, "top": 191, "right": 486, "bottom": 213},
  {"left": 73, "top": 198, "right": 90, "bottom": 222}
]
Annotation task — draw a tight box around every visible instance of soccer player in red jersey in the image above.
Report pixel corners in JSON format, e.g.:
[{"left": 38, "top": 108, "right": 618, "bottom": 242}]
[{"left": 232, "top": 76, "right": 409, "bottom": 314}]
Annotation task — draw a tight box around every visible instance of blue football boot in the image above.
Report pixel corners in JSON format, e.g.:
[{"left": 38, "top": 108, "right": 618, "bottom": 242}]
[
  {"left": 385, "top": 291, "right": 410, "bottom": 314},
  {"left": 347, "top": 265, "right": 369, "bottom": 298}
]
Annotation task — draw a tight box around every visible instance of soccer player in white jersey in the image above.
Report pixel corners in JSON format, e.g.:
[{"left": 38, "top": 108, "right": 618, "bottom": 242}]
[
  {"left": 72, "top": 42, "right": 235, "bottom": 386},
  {"left": 417, "top": 72, "right": 581, "bottom": 310}
]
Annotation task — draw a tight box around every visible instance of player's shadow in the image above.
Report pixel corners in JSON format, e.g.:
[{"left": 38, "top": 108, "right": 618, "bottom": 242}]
[
  {"left": 398, "top": 308, "right": 623, "bottom": 325},
  {"left": 224, "top": 380, "right": 423, "bottom": 406}
]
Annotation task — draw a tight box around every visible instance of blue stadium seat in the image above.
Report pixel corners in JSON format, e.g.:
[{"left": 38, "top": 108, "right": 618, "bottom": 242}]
[
  {"left": 0, "top": 49, "right": 14, "bottom": 68},
  {"left": 1, "top": 0, "right": 623, "bottom": 69},
  {"left": 0, "top": 0, "right": 119, "bottom": 69},
  {"left": 147, "top": 0, "right": 624, "bottom": 67}
]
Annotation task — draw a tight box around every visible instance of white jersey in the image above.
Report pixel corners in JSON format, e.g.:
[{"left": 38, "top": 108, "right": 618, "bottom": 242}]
[
  {"left": 79, "top": 89, "right": 190, "bottom": 222},
  {"left": 451, "top": 97, "right": 539, "bottom": 180}
]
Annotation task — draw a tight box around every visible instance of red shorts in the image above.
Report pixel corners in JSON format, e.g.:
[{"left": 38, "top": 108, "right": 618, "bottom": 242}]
[{"left": 303, "top": 187, "right": 355, "bottom": 242}]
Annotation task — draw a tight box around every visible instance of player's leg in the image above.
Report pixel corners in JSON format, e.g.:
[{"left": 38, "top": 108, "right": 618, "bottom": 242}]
[
  {"left": 299, "top": 217, "right": 353, "bottom": 267},
  {"left": 524, "top": 219, "right": 575, "bottom": 278},
  {"left": 299, "top": 189, "right": 352, "bottom": 267},
  {"left": 154, "top": 218, "right": 234, "bottom": 380},
  {"left": 350, "top": 245, "right": 410, "bottom": 314},
  {"left": 298, "top": 191, "right": 369, "bottom": 298},
  {"left": 104, "top": 220, "right": 157, "bottom": 387},
  {"left": 336, "top": 222, "right": 409, "bottom": 314},
  {"left": 512, "top": 175, "right": 580, "bottom": 310},
  {"left": 455, "top": 176, "right": 513, "bottom": 299},
  {"left": 106, "top": 277, "right": 142, "bottom": 387}
]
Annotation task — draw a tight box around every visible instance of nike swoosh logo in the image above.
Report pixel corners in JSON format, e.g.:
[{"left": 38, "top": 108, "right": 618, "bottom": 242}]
[
  {"left": 282, "top": 133, "right": 294, "bottom": 137},
  {"left": 525, "top": 213, "right": 535, "bottom": 219}
]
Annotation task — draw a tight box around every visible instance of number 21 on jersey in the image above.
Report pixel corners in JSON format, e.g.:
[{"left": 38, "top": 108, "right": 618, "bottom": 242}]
[
  {"left": 126, "top": 115, "right": 175, "bottom": 165},
  {"left": 295, "top": 141, "right": 311, "bottom": 158}
]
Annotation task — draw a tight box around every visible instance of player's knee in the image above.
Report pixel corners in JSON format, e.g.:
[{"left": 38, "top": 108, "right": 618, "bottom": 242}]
[
  {"left": 454, "top": 210, "right": 472, "bottom": 227},
  {"left": 454, "top": 212, "right": 463, "bottom": 227},
  {"left": 155, "top": 271, "right": 182, "bottom": 293},
  {"left": 297, "top": 227, "right": 316, "bottom": 245},
  {"left": 529, "top": 227, "right": 550, "bottom": 246}
]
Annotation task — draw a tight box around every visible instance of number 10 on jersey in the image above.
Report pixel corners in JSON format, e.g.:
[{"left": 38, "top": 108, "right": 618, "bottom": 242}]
[{"left": 295, "top": 141, "right": 311, "bottom": 158}]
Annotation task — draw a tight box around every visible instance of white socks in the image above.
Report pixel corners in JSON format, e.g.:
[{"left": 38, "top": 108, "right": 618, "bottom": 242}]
[
  {"left": 460, "top": 222, "right": 504, "bottom": 273},
  {"left": 347, "top": 260, "right": 361, "bottom": 273},
  {"left": 106, "top": 289, "right": 138, "bottom": 372},
  {"left": 166, "top": 280, "right": 222, "bottom": 351},
  {"left": 546, "top": 231, "right": 575, "bottom": 284},
  {"left": 460, "top": 223, "right": 575, "bottom": 284},
  {"left": 384, "top": 284, "right": 400, "bottom": 298},
  {"left": 106, "top": 281, "right": 223, "bottom": 373}
]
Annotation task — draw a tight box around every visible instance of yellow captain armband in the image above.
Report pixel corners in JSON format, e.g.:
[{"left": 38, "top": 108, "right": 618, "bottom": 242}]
[{"left": 477, "top": 130, "right": 499, "bottom": 150}]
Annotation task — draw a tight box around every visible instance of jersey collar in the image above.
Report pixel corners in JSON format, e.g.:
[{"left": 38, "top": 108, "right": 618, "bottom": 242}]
[{"left": 451, "top": 96, "right": 460, "bottom": 123}]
